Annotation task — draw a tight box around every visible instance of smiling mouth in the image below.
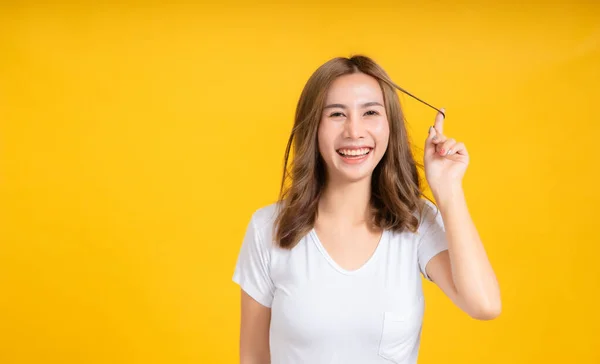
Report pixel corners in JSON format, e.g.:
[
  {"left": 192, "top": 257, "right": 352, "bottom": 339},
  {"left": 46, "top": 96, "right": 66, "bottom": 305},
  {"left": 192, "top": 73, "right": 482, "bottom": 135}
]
[{"left": 336, "top": 147, "right": 373, "bottom": 158}]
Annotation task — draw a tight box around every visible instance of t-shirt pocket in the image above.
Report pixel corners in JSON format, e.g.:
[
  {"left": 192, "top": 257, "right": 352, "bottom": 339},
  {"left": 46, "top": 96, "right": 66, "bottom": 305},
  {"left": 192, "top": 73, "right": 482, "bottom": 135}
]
[{"left": 378, "top": 295, "right": 424, "bottom": 363}]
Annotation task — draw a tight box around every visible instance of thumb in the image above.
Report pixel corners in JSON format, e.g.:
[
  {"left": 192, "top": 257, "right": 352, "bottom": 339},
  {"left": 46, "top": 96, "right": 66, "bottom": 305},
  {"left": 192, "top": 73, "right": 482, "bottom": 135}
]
[{"left": 428, "top": 125, "right": 436, "bottom": 140}]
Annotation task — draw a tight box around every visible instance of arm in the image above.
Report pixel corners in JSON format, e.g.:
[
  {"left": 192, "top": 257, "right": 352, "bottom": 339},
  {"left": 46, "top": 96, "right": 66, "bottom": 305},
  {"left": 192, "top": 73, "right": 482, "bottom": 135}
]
[
  {"left": 240, "top": 290, "right": 271, "bottom": 364},
  {"left": 426, "top": 186, "right": 502, "bottom": 320}
]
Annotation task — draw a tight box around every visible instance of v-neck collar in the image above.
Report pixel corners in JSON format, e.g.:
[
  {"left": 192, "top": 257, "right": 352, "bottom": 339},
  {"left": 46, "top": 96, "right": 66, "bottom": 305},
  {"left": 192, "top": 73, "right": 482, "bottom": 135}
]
[{"left": 309, "top": 228, "right": 388, "bottom": 276}]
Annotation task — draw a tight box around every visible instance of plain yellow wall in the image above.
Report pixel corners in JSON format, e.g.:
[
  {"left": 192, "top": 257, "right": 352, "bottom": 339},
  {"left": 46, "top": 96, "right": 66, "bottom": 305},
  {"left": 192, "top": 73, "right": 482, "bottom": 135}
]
[{"left": 1, "top": 1, "right": 599, "bottom": 363}]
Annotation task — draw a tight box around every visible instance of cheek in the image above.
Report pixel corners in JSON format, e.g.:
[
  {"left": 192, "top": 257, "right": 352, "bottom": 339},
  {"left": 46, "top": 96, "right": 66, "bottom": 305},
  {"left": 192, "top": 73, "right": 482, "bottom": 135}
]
[
  {"left": 316, "top": 128, "right": 329, "bottom": 163},
  {"left": 317, "top": 122, "right": 335, "bottom": 153},
  {"left": 372, "top": 119, "right": 390, "bottom": 147}
]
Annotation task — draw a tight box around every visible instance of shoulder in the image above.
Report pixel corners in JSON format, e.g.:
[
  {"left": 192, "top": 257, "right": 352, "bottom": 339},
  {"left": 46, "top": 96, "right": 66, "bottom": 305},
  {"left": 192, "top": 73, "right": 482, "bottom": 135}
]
[
  {"left": 245, "top": 201, "right": 283, "bottom": 248},
  {"left": 249, "top": 201, "right": 280, "bottom": 231},
  {"left": 417, "top": 197, "right": 441, "bottom": 220},
  {"left": 415, "top": 197, "right": 445, "bottom": 239},
  {"left": 387, "top": 198, "right": 442, "bottom": 240}
]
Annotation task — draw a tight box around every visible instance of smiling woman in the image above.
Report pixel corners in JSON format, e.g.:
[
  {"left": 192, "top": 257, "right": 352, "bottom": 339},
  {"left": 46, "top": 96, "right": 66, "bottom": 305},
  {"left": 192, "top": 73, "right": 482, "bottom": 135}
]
[{"left": 232, "top": 55, "right": 501, "bottom": 364}]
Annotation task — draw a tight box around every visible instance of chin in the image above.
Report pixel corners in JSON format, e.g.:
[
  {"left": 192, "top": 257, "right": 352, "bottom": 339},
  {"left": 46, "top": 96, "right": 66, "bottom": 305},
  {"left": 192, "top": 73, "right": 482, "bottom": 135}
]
[
  {"left": 343, "top": 173, "right": 373, "bottom": 184},
  {"left": 334, "top": 166, "right": 375, "bottom": 184}
]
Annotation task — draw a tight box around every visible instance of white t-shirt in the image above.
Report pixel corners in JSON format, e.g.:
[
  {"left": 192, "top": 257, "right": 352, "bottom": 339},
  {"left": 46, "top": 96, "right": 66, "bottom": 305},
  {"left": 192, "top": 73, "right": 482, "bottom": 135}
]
[{"left": 232, "top": 198, "right": 448, "bottom": 364}]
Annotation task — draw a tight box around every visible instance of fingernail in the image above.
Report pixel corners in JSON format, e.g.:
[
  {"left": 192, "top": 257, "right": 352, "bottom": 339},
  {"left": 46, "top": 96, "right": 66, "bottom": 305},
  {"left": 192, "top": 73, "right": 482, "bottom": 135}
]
[{"left": 447, "top": 149, "right": 452, "bottom": 155}]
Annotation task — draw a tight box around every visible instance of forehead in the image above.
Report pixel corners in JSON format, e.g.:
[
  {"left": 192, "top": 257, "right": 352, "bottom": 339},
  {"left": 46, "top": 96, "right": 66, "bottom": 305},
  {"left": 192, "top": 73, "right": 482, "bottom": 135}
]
[{"left": 325, "top": 73, "right": 384, "bottom": 102}]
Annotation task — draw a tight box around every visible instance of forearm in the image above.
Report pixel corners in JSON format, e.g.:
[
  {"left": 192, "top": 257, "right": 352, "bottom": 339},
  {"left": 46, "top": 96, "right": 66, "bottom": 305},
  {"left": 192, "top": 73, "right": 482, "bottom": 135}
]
[{"left": 433, "top": 185, "right": 501, "bottom": 318}]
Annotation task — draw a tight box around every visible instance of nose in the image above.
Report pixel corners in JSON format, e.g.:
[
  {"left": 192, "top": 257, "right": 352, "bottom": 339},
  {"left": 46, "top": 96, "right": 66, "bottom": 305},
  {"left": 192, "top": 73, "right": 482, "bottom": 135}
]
[{"left": 343, "top": 112, "right": 365, "bottom": 140}]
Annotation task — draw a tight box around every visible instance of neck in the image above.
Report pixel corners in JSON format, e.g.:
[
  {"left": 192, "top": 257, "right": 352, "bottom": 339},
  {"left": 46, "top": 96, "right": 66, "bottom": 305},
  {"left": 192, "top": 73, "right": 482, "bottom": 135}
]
[{"left": 318, "top": 177, "right": 372, "bottom": 228}]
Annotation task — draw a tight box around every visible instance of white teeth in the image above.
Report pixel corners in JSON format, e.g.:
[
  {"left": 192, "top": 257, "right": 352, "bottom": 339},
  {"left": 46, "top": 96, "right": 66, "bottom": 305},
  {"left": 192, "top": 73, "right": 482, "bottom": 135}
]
[{"left": 338, "top": 148, "right": 370, "bottom": 156}]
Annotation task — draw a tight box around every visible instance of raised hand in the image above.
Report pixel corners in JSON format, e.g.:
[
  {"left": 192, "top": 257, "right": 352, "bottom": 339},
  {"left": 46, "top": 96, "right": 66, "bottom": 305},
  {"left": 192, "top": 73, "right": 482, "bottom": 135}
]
[{"left": 424, "top": 108, "right": 470, "bottom": 198}]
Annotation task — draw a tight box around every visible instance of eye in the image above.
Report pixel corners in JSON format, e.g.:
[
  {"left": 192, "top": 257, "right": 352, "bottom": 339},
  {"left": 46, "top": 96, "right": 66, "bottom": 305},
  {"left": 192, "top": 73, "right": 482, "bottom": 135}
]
[{"left": 328, "top": 110, "right": 379, "bottom": 118}]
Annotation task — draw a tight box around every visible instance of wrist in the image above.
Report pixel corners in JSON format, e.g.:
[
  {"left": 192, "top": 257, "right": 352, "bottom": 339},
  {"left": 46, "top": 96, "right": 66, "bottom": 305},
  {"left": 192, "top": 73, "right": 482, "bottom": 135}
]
[{"left": 432, "top": 184, "right": 464, "bottom": 209}]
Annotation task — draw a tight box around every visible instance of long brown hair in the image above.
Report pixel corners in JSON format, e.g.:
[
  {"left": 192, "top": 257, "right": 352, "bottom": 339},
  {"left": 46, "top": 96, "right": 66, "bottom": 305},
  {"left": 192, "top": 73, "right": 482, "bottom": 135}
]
[{"left": 274, "top": 55, "right": 433, "bottom": 249}]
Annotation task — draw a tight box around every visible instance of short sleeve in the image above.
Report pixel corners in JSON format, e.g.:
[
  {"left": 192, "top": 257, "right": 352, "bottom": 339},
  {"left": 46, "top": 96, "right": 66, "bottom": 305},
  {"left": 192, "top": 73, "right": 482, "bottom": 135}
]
[
  {"left": 417, "top": 200, "right": 449, "bottom": 281},
  {"left": 232, "top": 213, "right": 275, "bottom": 308}
]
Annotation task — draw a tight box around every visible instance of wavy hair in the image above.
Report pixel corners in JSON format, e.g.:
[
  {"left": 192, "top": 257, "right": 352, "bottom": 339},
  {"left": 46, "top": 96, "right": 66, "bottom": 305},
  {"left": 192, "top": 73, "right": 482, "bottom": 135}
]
[{"left": 274, "top": 55, "right": 433, "bottom": 249}]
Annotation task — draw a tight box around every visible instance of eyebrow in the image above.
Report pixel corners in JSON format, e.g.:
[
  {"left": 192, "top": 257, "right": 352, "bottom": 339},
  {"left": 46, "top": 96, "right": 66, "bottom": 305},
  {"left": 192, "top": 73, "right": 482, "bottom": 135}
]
[{"left": 323, "top": 101, "right": 384, "bottom": 110}]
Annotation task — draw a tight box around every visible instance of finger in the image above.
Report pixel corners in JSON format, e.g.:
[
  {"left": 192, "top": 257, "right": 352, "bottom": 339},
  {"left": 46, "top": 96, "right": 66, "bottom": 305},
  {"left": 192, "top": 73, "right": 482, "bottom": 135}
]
[
  {"left": 431, "top": 130, "right": 447, "bottom": 144},
  {"left": 425, "top": 126, "right": 437, "bottom": 154},
  {"left": 434, "top": 107, "right": 445, "bottom": 135},
  {"left": 450, "top": 142, "right": 468, "bottom": 156},
  {"left": 437, "top": 138, "right": 456, "bottom": 156}
]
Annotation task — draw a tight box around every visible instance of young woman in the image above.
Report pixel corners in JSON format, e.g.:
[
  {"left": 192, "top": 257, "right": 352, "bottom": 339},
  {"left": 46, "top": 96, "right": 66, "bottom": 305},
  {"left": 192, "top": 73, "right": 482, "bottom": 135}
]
[{"left": 232, "top": 55, "right": 501, "bottom": 364}]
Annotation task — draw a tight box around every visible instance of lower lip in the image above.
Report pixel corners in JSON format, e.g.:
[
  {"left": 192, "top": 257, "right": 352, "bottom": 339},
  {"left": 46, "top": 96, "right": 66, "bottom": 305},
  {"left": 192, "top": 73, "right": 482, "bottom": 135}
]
[{"left": 338, "top": 150, "right": 372, "bottom": 164}]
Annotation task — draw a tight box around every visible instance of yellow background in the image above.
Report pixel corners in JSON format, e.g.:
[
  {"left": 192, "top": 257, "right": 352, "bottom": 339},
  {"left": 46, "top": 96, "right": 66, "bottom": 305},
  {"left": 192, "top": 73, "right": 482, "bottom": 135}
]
[{"left": 1, "top": 1, "right": 599, "bottom": 363}]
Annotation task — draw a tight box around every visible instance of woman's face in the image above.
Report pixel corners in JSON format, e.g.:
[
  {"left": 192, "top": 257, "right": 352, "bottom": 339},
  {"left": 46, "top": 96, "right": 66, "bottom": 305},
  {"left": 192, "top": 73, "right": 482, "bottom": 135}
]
[{"left": 317, "top": 73, "right": 390, "bottom": 184}]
